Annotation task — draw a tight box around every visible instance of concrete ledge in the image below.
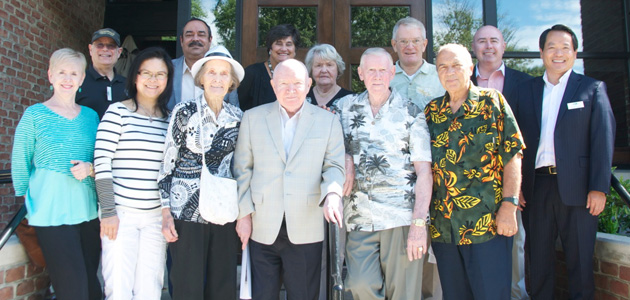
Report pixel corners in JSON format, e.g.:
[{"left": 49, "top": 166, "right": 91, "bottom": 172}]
[
  {"left": 0, "top": 235, "right": 28, "bottom": 268},
  {"left": 596, "top": 232, "right": 630, "bottom": 266}
]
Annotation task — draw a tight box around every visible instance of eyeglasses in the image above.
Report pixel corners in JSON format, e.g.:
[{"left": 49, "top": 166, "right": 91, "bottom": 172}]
[
  {"left": 396, "top": 39, "right": 424, "bottom": 47},
  {"left": 138, "top": 71, "right": 168, "bottom": 81},
  {"left": 93, "top": 43, "right": 118, "bottom": 50}
]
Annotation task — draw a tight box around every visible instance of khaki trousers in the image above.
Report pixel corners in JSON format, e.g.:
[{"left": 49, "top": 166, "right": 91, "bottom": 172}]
[{"left": 345, "top": 226, "right": 423, "bottom": 300}]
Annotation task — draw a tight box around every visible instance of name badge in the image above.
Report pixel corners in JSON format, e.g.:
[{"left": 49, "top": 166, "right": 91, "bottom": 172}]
[
  {"left": 567, "top": 101, "right": 584, "bottom": 110},
  {"left": 107, "top": 86, "right": 112, "bottom": 101},
  {"left": 226, "top": 121, "right": 238, "bottom": 128}
]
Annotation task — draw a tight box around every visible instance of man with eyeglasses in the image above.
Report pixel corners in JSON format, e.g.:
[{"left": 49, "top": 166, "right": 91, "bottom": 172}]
[
  {"left": 390, "top": 16, "right": 444, "bottom": 300},
  {"left": 76, "top": 28, "right": 127, "bottom": 119},
  {"left": 390, "top": 17, "right": 445, "bottom": 111}
]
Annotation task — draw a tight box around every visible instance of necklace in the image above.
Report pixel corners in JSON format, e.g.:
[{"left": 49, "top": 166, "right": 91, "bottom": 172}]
[
  {"left": 267, "top": 59, "right": 274, "bottom": 76},
  {"left": 137, "top": 103, "right": 156, "bottom": 123}
]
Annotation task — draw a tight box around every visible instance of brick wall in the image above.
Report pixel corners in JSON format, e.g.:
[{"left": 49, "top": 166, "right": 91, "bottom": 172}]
[
  {"left": 555, "top": 233, "right": 630, "bottom": 299},
  {"left": 0, "top": 263, "right": 49, "bottom": 300},
  {"left": 0, "top": 0, "right": 105, "bottom": 228}
]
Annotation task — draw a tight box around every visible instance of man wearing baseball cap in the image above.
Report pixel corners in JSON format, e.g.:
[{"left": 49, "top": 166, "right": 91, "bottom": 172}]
[{"left": 76, "top": 28, "right": 128, "bottom": 119}]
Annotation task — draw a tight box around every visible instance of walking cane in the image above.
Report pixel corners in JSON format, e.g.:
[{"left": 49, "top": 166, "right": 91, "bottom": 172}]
[{"left": 329, "top": 223, "right": 344, "bottom": 300}]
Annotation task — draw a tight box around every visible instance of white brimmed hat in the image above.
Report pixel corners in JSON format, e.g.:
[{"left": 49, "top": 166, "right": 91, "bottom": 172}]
[{"left": 191, "top": 45, "right": 245, "bottom": 86}]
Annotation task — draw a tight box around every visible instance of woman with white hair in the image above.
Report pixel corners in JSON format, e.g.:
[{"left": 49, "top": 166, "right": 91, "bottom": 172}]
[
  {"left": 304, "top": 44, "right": 353, "bottom": 107},
  {"left": 158, "top": 45, "right": 244, "bottom": 299},
  {"left": 12, "top": 48, "right": 102, "bottom": 300}
]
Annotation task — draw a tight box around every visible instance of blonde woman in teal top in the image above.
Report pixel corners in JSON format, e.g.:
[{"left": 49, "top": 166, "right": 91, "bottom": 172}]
[{"left": 11, "top": 48, "right": 102, "bottom": 300}]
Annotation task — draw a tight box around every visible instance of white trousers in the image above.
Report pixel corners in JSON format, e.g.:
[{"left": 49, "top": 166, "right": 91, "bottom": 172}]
[{"left": 101, "top": 208, "right": 167, "bottom": 300}]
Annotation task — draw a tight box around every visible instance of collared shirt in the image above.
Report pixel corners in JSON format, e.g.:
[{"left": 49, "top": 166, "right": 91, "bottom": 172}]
[
  {"left": 181, "top": 61, "right": 203, "bottom": 103},
  {"left": 331, "top": 89, "right": 432, "bottom": 232},
  {"left": 390, "top": 60, "right": 445, "bottom": 110},
  {"left": 279, "top": 103, "right": 304, "bottom": 159},
  {"left": 424, "top": 85, "right": 524, "bottom": 245},
  {"left": 475, "top": 62, "right": 505, "bottom": 93},
  {"left": 158, "top": 94, "right": 243, "bottom": 223},
  {"left": 536, "top": 71, "right": 571, "bottom": 168},
  {"left": 76, "top": 65, "right": 127, "bottom": 119}
]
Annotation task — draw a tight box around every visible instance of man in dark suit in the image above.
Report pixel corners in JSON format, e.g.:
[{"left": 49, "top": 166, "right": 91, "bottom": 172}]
[
  {"left": 471, "top": 25, "right": 532, "bottom": 300},
  {"left": 514, "top": 24, "right": 616, "bottom": 299},
  {"left": 168, "top": 18, "right": 212, "bottom": 110}
]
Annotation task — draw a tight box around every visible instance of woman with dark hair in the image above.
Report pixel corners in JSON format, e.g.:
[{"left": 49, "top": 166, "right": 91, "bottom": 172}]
[
  {"left": 12, "top": 48, "right": 102, "bottom": 300},
  {"left": 94, "top": 46, "right": 173, "bottom": 299},
  {"left": 238, "top": 24, "right": 300, "bottom": 111}
]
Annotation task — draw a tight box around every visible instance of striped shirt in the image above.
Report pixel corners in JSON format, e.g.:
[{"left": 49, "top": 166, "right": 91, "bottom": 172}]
[{"left": 94, "top": 102, "right": 169, "bottom": 217}]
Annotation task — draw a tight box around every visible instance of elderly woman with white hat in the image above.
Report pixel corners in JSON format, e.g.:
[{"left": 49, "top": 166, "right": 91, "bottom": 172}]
[{"left": 158, "top": 45, "right": 245, "bottom": 299}]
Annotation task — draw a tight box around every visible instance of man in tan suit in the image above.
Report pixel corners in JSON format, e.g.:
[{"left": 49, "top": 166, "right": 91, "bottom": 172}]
[{"left": 233, "top": 59, "right": 345, "bottom": 300}]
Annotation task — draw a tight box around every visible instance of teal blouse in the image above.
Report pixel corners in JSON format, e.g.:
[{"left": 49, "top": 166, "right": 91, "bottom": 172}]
[{"left": 12, "top": 103, "right": 99, "bottom": 226}]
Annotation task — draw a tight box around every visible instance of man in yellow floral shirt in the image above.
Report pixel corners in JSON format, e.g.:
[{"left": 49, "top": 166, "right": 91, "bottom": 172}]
[{"left": 424, "top": 44, "right": 524, "bottom": 299}]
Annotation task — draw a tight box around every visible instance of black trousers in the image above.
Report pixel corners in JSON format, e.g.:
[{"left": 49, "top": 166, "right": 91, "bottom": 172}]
[
  {"left": 432, "top": 235, "right": 513, "bottom": 300},
  {"left": 169, "top": 219, "right": 238, "bottom": 300},
  {"left": 35, "top": 218, "right": 102, "bottom": 300},
  {"left": 250, "top": 221, "right": 322, "bottom": 300},
  {"left": 523, "top": 174, "right": 598, "bottom": 299}
]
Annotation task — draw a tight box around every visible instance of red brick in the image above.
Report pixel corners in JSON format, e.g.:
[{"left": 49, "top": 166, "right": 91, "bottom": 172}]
[
  {"left": 6, "top": 265, "right": 25, "bottom": 282},
  {"left": 28, "top": 293, "right": 44, "bottom": 300},
  {"left": 611, "top": 279, "right": 630, "bottom": 298},
  {"left": 620, "top": 266, "right": 630, "bottom": 282},
  {"left": 595, "top": 273, "right": 610, "bottom": 289},
  {"left": 26, "top": 264, "right": 44, "bottom": 277},
  {"left": 34, "top": 276, "right": 49, "bottom": 291},
  {"left": 602, "top": 261, "right": 620, "bottom": 276},
  {"left": 0, "top": 286, "right": 14, "bottom": 299},
  {"left": 17, "top": 278, "right": 35, "bottom": 295}
]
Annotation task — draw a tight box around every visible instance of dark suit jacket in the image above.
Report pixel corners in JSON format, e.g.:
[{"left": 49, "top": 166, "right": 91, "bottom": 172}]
[
  {"left": 513, "top": 71, "right": 615, "bottom": 206},
  {"left": 471, "top": 66, "right": 533, "bottom": 107}
]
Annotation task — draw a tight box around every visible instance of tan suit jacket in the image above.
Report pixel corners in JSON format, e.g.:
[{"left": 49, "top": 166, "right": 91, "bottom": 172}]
[{"left": 234, "top": 101, "right": 345, "bottom": 245}]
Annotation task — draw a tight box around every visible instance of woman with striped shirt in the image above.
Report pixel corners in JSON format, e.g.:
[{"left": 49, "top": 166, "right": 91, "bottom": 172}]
[
  {"left": 94, "top": 47, "right": 173, "bottom": 299},
  {"left": 12, "top": 48, "right": 102, "bottom": 300}
]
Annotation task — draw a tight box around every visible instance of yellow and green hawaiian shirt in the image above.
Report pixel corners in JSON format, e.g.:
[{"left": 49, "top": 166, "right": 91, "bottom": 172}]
[{"left": 424, "top": 84, "right": 524, "bottom": 245}]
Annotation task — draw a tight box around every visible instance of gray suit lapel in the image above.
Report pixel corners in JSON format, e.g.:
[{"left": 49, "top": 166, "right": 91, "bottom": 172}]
[
  {"left": 287, "top": 103, "right": 315, "bottom": 163},
  {"left": 266, "top": 102, "right": 287, "bottom": 164}
]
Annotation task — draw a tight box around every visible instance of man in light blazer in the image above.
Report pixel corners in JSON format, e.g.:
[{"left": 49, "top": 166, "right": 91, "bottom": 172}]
[
  {"left": 514, "top": 24, "right": 615, "bottom": 299},
  {"left": 233, "top": 59, "right": 345, "bottom": 300}
]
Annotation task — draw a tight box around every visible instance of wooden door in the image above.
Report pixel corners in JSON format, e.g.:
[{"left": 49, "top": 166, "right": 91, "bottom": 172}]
[{"left": 241, "top": 0, "right": 426, "bottom": 90}]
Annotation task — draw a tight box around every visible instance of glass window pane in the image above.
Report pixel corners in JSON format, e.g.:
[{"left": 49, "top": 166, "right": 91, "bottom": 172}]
[
  {"left": 213, "top": 0, "right": 238, "bottom": 54},
  {"left": 258, "top": 7, "right": 318, "bottom": 48},
  {"left": 351, "top": 6, "right": 410, "bottom": 48},
  {"left": 432, "top": 0, "right": 483, "bottom": 52},
  {"left": 583, "top": 59, "right": 629, "bottom": 147},
  {"left": 350, "top": 65, "right": 365, "bottom": 93},
  {"left": 497, "top": 0, "right": 584, "bottom": 52}
]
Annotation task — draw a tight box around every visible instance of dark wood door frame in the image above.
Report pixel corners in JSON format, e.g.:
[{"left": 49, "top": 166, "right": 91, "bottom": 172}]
[{"left": 240, "top": 0, "right": 426, "bottom": 89}]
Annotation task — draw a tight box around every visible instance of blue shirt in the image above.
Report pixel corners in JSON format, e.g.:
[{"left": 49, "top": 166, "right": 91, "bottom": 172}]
[{"left": 12, "top": 103, "right": 99, "bottom": 226}]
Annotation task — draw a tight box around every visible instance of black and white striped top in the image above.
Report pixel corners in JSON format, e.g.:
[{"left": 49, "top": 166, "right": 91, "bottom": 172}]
[{"left": 94, "top": 102, "right": 169, "bottom": 218}]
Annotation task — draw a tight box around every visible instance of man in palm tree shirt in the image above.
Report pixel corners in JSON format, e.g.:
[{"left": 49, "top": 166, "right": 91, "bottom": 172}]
[{"left": 331, "top": 48, "right": 433, "bottom": 300}]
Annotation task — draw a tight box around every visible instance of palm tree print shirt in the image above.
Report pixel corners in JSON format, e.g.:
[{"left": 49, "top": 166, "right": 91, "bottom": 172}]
[
  {"left": 424, "top": 85, "right": 524, "bottom": 245},
  {"left": 332, "top": 89, "right": 432, "bottom": 232}
]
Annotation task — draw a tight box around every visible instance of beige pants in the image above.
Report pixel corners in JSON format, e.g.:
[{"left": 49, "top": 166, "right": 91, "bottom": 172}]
[{"left": 345, "top": 227, "right": 424, "bottom": 300}]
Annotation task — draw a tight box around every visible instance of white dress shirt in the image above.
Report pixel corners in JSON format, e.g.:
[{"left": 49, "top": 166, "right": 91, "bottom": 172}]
[
  {"left": 180, "top": 61, "right": 203, "bottom": 103},
  {"left": 535, "top": 71, "right": 571, "bottom": 168},
  {"left": 279, "top": 103, "right": 304, "bottom": 159}
]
